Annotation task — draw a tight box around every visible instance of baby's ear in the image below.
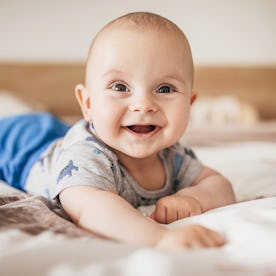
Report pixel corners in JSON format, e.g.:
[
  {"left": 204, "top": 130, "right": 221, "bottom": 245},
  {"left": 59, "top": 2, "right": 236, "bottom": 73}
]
[
  {"left": 75, "top": 84, "right": 92, "bottom": 121},
  {"left": 190, "top": 92, "right": 197, "bottom": 105}
]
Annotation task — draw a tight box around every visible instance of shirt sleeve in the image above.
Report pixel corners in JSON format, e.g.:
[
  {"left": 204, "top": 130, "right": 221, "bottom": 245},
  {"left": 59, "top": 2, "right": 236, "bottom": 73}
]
[
  {"left": 169, "top": 143, "right": 203, "bottom": 191},
  {"left": 50, "top": 141, "right": 118, "bottom": 199}
]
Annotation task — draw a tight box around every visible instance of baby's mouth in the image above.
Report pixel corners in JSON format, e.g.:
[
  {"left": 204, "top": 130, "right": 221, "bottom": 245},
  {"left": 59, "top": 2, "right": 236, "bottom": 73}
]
[{"left": 126, "top": 125, "right": 157, "bottom": 134}]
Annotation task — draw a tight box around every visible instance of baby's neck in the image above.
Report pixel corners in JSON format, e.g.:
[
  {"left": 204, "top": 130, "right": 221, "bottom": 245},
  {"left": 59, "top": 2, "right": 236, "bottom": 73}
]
[
  {"left": 118, "top": 153, "right": 166, "bottom": 191},
  {"left": 117, "top": 151, "right": 158, "bottom": 170}
]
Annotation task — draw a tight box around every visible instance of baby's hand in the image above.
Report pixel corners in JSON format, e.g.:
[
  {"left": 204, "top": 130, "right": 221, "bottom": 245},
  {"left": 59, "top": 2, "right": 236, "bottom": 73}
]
[
  {"left": 150, "top": 194, "right": 202, "bottom": 224},
  {"left": 156, "top": 225, "right": 226, "bottom": 250}
]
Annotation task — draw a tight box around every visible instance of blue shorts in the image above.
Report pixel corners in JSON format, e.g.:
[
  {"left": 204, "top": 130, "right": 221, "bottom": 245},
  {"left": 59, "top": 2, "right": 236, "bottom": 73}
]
[{"left": 0, "top": 113, "right": 70, "bottom": 190}]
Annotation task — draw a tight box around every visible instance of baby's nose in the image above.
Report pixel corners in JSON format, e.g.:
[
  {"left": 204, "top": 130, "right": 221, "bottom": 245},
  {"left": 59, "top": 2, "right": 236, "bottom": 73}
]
[{"left": 128, "top": 94, "right": 158, "bottom": 113}]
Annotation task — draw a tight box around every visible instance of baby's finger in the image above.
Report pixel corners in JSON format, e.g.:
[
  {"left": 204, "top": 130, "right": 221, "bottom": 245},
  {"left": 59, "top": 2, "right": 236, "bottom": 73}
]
[
  {"left": 166, "top": 208, "right": 178, "bottom": 224},
  {"left": 150, "top": 212, "right": 156, "bottom": 220},
  {"left": 199, "top": 227, "right": 226, "bottom": 247},
  {"left": 154, "top": 204, "right": 167, "bottom": 224},
  {"left": 189, "top": 207, "right": 202, "bottom": 216},
  {"left": 208, "top": 230, "right": 226, "bottom": 246},
  {"left": 177, "top": 209, "right": 190, "bottom": 220}
]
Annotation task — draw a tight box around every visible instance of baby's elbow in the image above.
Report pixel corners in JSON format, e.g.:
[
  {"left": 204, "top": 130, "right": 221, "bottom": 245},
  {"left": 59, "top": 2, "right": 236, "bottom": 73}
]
[{"left": 222, "top": 176, "right": 236, "bottom": 204}]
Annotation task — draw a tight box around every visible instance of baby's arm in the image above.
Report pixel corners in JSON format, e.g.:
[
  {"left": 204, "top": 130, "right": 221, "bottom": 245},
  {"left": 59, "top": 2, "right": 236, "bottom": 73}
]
[
  {"left": 176, "top": 166, "right": 236, "bottom": 211},
  {"left": 59, "top": 185, "right": 225, "bottom": 249},
  {"left": 151, "top": 167, "right": 236, "bottom": 224}
]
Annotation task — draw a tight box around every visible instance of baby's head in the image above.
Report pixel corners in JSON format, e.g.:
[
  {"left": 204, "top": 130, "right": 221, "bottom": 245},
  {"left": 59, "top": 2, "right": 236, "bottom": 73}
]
[
  {"left": 86, "top": 12, "right": 194, "bottom": 85},
  {"left": 75, "top": 12, "right": 196, "bottom": 160}
]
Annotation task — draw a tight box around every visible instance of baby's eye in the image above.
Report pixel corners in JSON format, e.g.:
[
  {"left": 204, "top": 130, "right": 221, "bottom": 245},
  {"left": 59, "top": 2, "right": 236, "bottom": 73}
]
[
  {"left": 111, "top": 83, "right": 130, "bottom": 92},
  {"left": 156, "top": 85, "right": 174, "bottom": 94}
]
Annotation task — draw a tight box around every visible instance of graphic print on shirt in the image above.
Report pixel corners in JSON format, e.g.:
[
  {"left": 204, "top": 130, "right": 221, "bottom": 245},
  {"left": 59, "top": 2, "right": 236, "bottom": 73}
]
[
  {"left": 85, "top": 136, "right": 105, "bottom": 147},
  {"left": 173, "top": 153, "right": 183, "bottom": 178},
  {"left": 57, "top": 160, "right": 78, "bottom": 184},
  {"left": 184, "top": 148, "right": 196, "bottom": 159},
  {"left": 86, "top": 136, "right": 107, "bottom": 155},
  {"left": 111, "top": 163, "right": 116, "bottom": 174},
  {"left": 172, "top": 153, "right": 183, "bottom": 191}
]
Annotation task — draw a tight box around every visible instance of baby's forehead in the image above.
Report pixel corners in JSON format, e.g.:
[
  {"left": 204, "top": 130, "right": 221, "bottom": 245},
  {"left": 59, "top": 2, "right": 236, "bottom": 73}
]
[
  {"left": 100, "top": 13, "right": 187, "bottom": 37},
  {"left": 85, "top": 18, "right": 194, "bottom": 86},
  {"left": 88, "top": 24, "right": 190, "bottom": 60},
  {"left": 87, "top": 12, "right": 192, "bottom": 64}
]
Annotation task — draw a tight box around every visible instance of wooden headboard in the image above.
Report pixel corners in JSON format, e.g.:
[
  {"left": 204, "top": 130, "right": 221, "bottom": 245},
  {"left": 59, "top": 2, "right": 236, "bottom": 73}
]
[{"left": 0, "top": 63, "right": 275, "bottom": 119}]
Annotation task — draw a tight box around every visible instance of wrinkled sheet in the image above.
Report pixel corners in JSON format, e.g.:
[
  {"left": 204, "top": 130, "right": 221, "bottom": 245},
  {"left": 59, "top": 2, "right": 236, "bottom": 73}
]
[
  {"left": 1, "top": 181, "right": 276, "bottom": 276},
  {"left": 194, "top": 141, "right": 276, "bottom": 202}
]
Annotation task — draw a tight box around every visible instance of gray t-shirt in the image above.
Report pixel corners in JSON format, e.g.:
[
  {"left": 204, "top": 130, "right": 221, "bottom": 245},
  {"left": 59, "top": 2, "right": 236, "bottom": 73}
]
[{"left": 26, "top": 120, "right": 203, "bottom": 208}]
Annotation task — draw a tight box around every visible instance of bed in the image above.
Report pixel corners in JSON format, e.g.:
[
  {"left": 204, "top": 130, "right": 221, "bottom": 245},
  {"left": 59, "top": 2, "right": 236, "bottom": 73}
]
[{"left": 0, "top": 64, "right": 276, "bottom": 275}]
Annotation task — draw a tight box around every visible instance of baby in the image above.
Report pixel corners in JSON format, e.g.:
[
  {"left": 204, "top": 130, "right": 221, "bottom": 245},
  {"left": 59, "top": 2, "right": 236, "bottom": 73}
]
[{"left": 0, "top": 12, "right": 235, "bottom": 250}]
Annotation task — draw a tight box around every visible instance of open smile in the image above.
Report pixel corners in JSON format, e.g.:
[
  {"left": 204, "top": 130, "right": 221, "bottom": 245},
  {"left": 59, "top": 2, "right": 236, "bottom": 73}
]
[{"left": 123, "top": 125, "right": 161, "bottom": 137}]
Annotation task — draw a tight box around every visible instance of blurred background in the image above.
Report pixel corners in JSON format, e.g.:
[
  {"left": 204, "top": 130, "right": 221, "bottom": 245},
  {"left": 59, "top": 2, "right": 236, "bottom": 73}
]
[
  {"left": 0, "top": 0, "right": 275, "bottom": 123},
  {"left": 0, "top": 0, "right": 275, "bottom": 65}
]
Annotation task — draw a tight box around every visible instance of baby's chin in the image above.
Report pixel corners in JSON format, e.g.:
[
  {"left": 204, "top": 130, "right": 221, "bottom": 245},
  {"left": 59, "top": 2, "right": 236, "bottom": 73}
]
[
  {"left": 113, "top": 142, "right": 174, "bottom": 161},
  {"left": 113, "top": 146, "right": 158, "bottom": 160}
]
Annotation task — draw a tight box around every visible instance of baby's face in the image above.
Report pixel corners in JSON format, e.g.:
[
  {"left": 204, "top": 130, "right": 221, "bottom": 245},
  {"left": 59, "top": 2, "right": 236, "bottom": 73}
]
[{"left": 83, "top": 27, "right": 194, "bottom": 160}]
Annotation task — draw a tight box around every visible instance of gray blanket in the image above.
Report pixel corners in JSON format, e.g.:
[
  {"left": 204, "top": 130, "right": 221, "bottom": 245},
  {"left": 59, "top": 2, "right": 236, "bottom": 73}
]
[{"left": 0, "top": 182, "right": 92, "bottom": 238}]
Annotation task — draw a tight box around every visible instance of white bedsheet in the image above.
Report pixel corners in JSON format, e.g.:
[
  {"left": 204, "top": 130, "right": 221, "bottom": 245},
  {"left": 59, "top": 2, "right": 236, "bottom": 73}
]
[
  {"left": 1, "top": 196, "right": 276, "bottom": 276},
  {"left": 194, "top": 142, "right": 276, "bottom": 202}
]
